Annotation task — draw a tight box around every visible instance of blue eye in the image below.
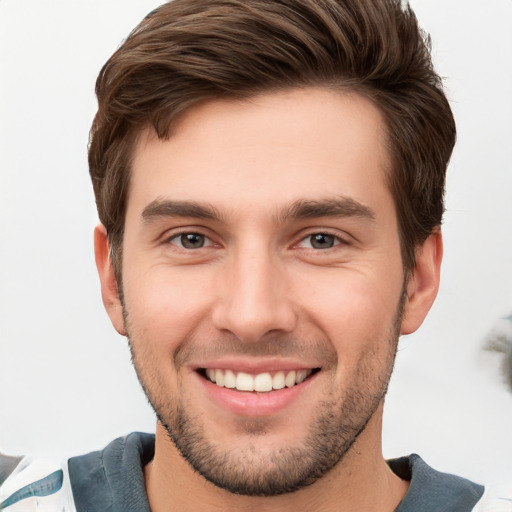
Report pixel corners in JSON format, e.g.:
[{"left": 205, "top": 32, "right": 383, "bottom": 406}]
[
  {"left": 310, "top": 233, "right": 336, "bottom": 249},
  {"left": 298, "top": 233, "right": 340, "bottom": 249},
  {"left": 170, "top": 233, "right": 211, "bottom": 249}
]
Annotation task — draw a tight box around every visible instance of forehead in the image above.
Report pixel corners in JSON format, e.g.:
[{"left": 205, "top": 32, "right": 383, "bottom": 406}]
[{"left": 129, "top": 88, "right": 392, "bottom": 221}]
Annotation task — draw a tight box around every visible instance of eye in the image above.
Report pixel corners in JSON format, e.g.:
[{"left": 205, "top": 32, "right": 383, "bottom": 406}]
[
  {"left": 168, "top": 232, "right": 212, "bottom": 249},
  {"left": 298, "top": 233, "right": 341, "bottom": 250}
]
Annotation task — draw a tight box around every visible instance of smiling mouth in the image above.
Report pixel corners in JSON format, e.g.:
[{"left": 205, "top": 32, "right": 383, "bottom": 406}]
[{"left": 198, "top": 368, "right": 320, "bottom": 393}]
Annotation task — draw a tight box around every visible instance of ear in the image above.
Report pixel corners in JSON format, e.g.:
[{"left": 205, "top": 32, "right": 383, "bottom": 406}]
[
  {"left": 401, "top": 229, "right": 443, "bottom": 335},
  {"left": 94, "top": 224, "right": 126, "bottom": 336}
]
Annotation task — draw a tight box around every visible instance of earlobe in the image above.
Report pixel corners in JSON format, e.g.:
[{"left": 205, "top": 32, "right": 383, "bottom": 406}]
[
  {"left": 94, "top": 224, "right": 127, "bottom": 336},
  {"left": 401, "top": 229, "right": 443, "bottom": 335}
]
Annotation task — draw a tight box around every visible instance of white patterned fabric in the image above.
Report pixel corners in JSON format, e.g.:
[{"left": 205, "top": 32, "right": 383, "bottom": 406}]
[{"left": 0, "top": 455, "right": 76, "bottom": 511}]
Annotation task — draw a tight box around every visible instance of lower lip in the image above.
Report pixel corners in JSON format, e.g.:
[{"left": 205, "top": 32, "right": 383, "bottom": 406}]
[{"left": 196, "top": 372, "right": 318, "bottom": 417}]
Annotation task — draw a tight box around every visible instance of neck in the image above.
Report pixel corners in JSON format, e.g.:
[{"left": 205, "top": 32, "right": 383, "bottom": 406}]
[{"left": 144, "top": 407, "right": 409, "bottom": 512}]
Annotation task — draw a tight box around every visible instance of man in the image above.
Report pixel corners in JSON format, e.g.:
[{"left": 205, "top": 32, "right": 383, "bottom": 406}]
[{"left": 0, "top": 1, "right": 509, "bottom": 510}]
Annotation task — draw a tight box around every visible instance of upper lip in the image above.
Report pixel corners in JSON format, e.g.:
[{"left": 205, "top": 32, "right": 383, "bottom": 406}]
[{"left": 191, "top": 357, "right": 321, "bottom": 374}]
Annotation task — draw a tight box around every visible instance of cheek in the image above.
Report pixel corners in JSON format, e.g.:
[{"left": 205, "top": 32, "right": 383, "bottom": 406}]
[
  {"left": 122, "top": 265, "right": 216, "bottom": 349},
  {"left": 294, "top": 268, "right": 402, "bottom": 353}
]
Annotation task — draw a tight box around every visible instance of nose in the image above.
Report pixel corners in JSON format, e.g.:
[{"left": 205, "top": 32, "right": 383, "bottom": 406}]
[{"left": 212, "top": 245, "right": 297, "bottom": 342}]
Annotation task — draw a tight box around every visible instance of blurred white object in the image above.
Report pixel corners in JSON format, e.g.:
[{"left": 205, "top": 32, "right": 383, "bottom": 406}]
[{"left": 484, "top": 314, "right": 512, "bottom": 393}]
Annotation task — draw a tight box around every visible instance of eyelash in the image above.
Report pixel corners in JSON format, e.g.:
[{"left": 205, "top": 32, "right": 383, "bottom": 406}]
[
  {"left": 295, "top": 232, "right": 348, "bottom": 250},
  {"left": 166, "top": 231, "right": 214, "bottom": 250},
  {"left": 164, "top": 230, "right": 349, "bottom": 251}
]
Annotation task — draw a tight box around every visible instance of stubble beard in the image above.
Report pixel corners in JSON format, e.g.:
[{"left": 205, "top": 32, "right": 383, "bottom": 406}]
[{"left": 126, "top": 291, "right": 405, "bottom": 496}]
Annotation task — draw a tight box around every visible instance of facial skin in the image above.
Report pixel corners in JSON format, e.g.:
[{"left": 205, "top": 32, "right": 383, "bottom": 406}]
[{"left": 95, "top": 88, "right": 442, "bottom": 511}]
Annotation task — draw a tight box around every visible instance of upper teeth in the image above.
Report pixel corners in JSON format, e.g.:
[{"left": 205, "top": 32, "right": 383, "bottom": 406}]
[{"left": 205, "top": 369, "right": 311, "bottom": 392}]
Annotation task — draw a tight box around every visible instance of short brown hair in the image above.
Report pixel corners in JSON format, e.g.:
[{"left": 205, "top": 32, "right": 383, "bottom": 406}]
[{"left": 89, "top": 0, "right": 456, "bottom": 280}]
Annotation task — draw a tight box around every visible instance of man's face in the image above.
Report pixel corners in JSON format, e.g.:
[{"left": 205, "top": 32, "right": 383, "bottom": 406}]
[{"left": 113, "top": 88, "right": 409, "bottom": 494}]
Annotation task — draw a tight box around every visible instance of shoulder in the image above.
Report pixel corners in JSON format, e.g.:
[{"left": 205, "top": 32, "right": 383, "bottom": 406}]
[
  {"left": 0, "top": 432, "right": 155, "bottom": 512},
  {"left": 389, "top": 454, "right": 512, "bottom": 512},
  {"left": 0, "top": 452, "right": 76, "bottom": 511},
  {"left": 68, "top": 432, "right": 154, "bottom": 512}
]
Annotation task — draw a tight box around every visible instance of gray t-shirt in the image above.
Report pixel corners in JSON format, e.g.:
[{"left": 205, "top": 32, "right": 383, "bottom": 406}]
[{"left": 1, "top": 432, "right": 509, "bottom": 511}]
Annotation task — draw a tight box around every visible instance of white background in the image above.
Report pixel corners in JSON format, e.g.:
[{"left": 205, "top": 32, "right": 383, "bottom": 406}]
[{"left": 1, "top": 0, "right": 511, "bottom": 487}]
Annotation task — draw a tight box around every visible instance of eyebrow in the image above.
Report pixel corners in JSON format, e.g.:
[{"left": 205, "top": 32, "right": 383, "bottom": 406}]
[
  {"left": 277, "top": 197, "right": 376, "bottom": 223},
  {"left": 142, "top": 199, "right": 224, "bottom": 223},
  {"left": 141, "top": 197, "right": 375, "bottom": 224}
]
